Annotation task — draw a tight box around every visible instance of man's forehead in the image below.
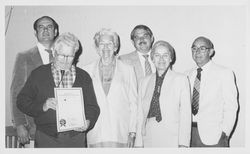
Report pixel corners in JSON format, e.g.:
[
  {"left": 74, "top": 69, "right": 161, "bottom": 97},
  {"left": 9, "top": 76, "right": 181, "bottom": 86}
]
[
  {"left": 135, "top": 29, "right": 149, "bottom": 35},
  {"left": 37, "top": 18, "right": 53, "bottom": 25},
  {"left": 193, "top": 38, "right": 210, "bottom": 47}
]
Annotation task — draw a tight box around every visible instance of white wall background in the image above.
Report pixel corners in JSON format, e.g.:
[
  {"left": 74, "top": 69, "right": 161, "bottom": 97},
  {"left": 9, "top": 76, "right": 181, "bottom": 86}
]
[{"left": 5, "top": 5, "right": 246, "bottom": 147}]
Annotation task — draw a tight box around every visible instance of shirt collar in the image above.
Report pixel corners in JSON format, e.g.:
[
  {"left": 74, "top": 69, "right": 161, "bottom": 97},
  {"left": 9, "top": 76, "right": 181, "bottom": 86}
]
[
  {"left": 157, "top": 67, "right": 169, "bottom": 78},
  {"left": 197, "top": 60, "right": 212, "bottom": 72},
  {"left": 37, "top": 42, "right": 49, "bottom": 52},
  {"left": 137, "top": 50, "right": 151, "bottom": 58},
  {"left": 51, "top": 63, "right": 75, "bottom": 73}
]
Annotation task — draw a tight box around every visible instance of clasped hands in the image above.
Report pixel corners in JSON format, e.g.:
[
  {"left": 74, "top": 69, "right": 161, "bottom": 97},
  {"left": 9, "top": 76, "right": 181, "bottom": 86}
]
[{"left": 43, "top": 97, "right": 90, "bottom": 132}]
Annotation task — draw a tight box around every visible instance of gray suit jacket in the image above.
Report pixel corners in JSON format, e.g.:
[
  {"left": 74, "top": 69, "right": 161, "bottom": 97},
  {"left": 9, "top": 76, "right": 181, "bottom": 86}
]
[
  {"left": 10, "top": 46, "right": 43, "bottom": 137},
  {"left": 119, "top": 51, "right": 144, "bottom": 85}
]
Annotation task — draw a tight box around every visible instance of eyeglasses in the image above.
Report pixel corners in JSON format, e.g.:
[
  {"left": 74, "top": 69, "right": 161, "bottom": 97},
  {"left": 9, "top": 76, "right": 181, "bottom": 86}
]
[
  {"left": 56, "top": 54, "right": 74, "bottom": 60},
  {"left": 191, "top": 46, "right": 210, "bottom": 53}
]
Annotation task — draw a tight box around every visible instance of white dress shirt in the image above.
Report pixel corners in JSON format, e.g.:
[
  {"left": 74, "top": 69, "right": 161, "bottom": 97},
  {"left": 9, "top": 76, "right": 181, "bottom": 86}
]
[
  {"left": 37, "top": 42, "right": 51, "bottom": 64},
  {"left": 137, "top": 51, "right": 156, "bottom": 76}
]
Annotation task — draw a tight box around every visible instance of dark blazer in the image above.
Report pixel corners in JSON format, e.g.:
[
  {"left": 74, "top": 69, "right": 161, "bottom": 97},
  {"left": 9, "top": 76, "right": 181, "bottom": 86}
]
[
  {"left": 17, "top": 64, "right": 100, "bottom": 137},
  {"left": 10, "top": 46, "right": 43, "bottom": 136}
]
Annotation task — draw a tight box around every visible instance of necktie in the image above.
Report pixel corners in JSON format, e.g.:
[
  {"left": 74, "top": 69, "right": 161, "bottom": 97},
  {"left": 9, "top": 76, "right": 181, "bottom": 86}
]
[
  {"left": 143, "top": 54, "right": 152, "bottom": 76},
  {"left": 45, "top": 49, "right": 53, "bottom": 63},
  {"left": 192, "top": 68, "right": 202, "bottom": 115},
  {"left": 59, "top": 70, "right": 65, "bottom": 88},
  {"left": 147, "top": 70, "right": 168, "bottom": 122}
]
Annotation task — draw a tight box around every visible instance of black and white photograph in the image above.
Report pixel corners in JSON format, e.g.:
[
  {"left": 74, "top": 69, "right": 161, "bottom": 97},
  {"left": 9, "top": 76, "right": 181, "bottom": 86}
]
[{"left": 2, "top": 0, "right": 249, "bottom": 153}]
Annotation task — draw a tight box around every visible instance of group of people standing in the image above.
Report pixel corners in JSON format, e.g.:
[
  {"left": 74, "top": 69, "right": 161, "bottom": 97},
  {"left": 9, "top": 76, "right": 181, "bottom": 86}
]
[{"left": 10, "top": 15, "right": 238, "bottom": 148}]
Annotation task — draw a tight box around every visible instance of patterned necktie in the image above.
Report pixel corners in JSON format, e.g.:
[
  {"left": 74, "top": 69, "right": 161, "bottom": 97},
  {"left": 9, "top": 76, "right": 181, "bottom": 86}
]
[
  {"left": 192, "top": 68, "right": 202, "bottom": 115},
  {"left": 147, "top": 70, "right": 168, "bottom": 122},
  {"left": 143, "top": 54, "right": 152, "bottom": 76},
  {"left": 45, "top": 49, "right": 53, "bottom": 63}
]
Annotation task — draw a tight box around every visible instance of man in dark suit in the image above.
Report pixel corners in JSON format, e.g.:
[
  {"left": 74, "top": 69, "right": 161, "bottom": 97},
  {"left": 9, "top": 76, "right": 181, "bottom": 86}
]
[
  {"left": 16, "top": 32, "right": 100, "bottom": 147},
  {"left": 10, "top": 16, "right": 59, "bottom": 145},
  {"left": 119, "top": 25, "right": 155, "bottom": 84}
]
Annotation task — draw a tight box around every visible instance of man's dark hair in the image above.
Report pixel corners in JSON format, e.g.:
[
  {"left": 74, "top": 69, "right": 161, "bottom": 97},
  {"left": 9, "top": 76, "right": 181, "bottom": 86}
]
[
  {"left": 130, "top": 24, "right": 154, "bottom": 41},
  {"left": 33, "top": 16, "right": 59, "bottom": 38}
]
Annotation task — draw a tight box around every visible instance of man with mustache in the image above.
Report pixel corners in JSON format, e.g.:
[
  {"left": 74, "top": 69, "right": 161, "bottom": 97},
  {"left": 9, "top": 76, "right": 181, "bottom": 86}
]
[
  {"left": 119, "top": 25, "right": 155, "bottom": 84},
  {"left": 10, "top": 16, "right": 59, "bottom": 147}
]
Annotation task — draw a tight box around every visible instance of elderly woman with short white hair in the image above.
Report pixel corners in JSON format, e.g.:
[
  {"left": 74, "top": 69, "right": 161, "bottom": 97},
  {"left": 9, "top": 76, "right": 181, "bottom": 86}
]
[
  {"left": 83, "top": 28, "right": 138, "bottom": 148},
  {"left": 135, "top": 40, "right": 192, "bottom": 147}
]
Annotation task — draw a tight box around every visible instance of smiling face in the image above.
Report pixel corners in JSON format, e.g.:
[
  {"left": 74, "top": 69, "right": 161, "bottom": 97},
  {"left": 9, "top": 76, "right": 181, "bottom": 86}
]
[
  {"left": 152, "top": 45, "right": 172, "bottom": 73},
  {"left": 34, "top": 17, "right": 57, "bottom": 45},
  {"left": 97, "top": 34, "right": 116, "bottom": 65},
  {"left": 191, "top": 38, "right": 214, "bottom": 67},
  {"left": 132, "top": 29, "right": 154, "bottom": 54},
  {"left": 54, "top": 43, "right": 75, "bottom": 70}
]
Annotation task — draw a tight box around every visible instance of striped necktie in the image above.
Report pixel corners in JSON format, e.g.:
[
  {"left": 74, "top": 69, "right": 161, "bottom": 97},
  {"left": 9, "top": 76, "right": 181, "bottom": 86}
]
[
  {"left": 143, "top": 54, "right": 152, "bottom": 76},
  {"left": 45, "top": 49, "right": 53, "bottom": 63},
  {"left": 192, "top": 68, "right": 202, "bottom": 115}
]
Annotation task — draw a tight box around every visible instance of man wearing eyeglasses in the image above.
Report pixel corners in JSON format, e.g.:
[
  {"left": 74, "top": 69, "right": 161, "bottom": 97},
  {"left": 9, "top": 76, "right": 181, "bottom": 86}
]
[
  {"left": 10, "top": 16, "right": 59, "bottom": 146},
  {"left": 185, "top": 36, "right": 238, "bottom": 147},
  {"left": 16, "top": 32, "right": 100, "bottom": 147}
]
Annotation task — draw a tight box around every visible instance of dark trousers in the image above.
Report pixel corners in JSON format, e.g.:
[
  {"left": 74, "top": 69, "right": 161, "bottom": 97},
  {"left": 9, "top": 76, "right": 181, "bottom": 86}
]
[
  {"left": 191, "top": 122, "right": 229, "bottom": 147},
  {"left": 35, "top": 130, "right": 87, "bottom": 148}
]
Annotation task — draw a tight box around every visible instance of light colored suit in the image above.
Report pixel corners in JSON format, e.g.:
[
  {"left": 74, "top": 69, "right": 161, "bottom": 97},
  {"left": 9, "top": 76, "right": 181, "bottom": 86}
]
[
  {"left": 119, "top": 51, "right": 145, "bottom": 84},
  {"left": 83, "top": 59, "right": 138, "bottom": 145},
  {"left": 135, "top": 70, "right": 191, "bottom": 147},
  {"left": 10, "top": 46, "right": 43, "bottom": 137},
  {"left": 186, "top": 61, "right": 238, "bottom": 145}
]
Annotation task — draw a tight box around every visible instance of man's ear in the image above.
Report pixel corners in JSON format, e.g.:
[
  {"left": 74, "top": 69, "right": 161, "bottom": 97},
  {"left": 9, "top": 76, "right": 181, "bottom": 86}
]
[
  {"left": 54, "top": 29, "right": 58, "bottom": 37},
  {"left": 114, "top": 47, "right": 119, "bottom": 55},
  {"left": 131, "top": 39, "right": 136, "bottom": 47},
  {"left": 151, "top": 36, "right": 155, "bottom": 44},
  {"left": 34, "top": 30, "right": 38, "bottom": 38},
  {"left": 209, "top": 48, "right": 215, "bottom": 57}
]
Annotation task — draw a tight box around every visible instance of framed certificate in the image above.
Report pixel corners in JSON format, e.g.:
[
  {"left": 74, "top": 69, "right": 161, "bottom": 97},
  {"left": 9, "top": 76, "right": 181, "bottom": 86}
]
[{"left": 54, "top": 88, "right": 86, "bottom": 132}]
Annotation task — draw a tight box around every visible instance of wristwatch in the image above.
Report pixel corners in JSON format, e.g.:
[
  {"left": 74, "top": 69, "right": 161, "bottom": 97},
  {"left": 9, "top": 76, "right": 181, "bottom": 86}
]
[{"left": 129, "top": 132, "right": 136, "bottom": 138}]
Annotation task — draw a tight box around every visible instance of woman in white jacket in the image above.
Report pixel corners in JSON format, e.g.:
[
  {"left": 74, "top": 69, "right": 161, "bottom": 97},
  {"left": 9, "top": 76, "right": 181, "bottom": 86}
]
[
  {"left": 135, "top": 40, "right": 192, "bottom": 147},
  {"left": 83, "top": 28, "right": 138, "bottom": 147}
]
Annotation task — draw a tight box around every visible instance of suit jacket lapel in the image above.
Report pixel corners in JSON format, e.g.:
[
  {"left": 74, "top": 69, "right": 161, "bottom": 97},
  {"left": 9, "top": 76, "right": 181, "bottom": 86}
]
[
  {"left": 30, "top": 46, "right": 43, "bottom": 66},
  {"left": 131, "top": 51, "right": 144, "bottom": 80},
  {"left": 106, "top": 59, "right": 120, "bottom": 100},
  {"left": 143, "top": 74, "right": 156, "bottom": 120},
  {"left": 159, "top": 70, "right": 173, "bottom": 112},
  {"left": 142, "top": 70, "right": 173, "bottom": 121},
  {"left": 92, "top": 60, "right": 106, "bottom": 98},
  {"left": 200, "top": 62, "right": 214, "bottom": 101}
]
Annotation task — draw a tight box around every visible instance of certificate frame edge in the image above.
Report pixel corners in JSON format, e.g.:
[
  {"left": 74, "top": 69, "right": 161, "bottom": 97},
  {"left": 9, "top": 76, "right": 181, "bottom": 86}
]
[{"left": 54, "top": 87, "right": 86, "bottom": 132}]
